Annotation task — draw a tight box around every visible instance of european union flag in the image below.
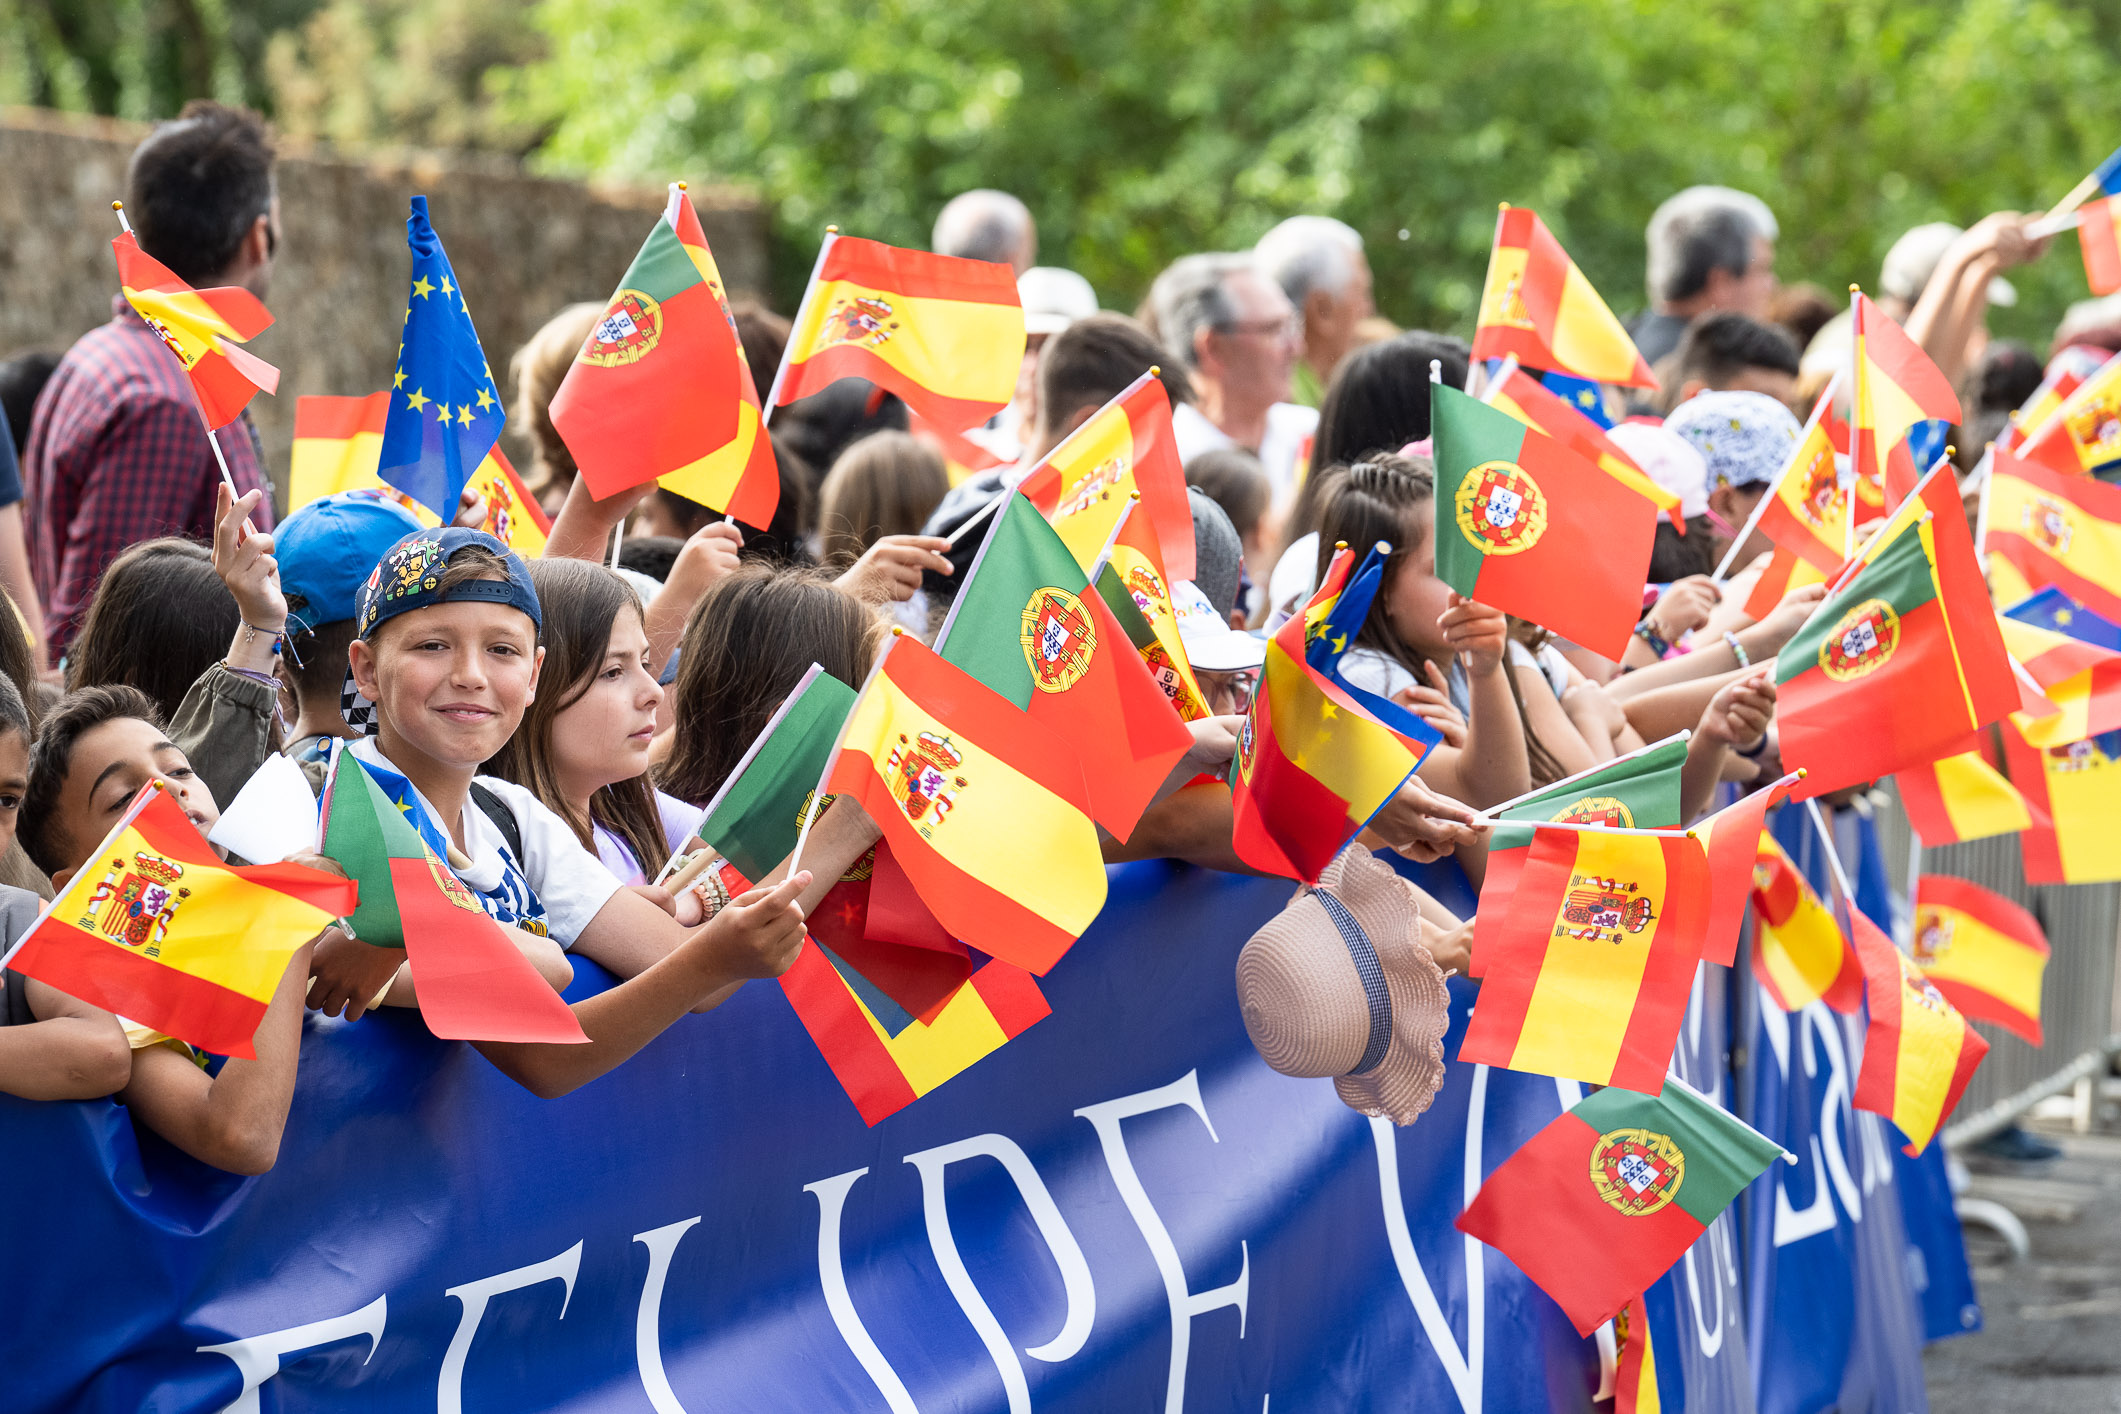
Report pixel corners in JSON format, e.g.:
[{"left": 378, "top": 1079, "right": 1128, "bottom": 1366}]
[
  {"left": 1536, "top": 369, "right": 1614, "bottom": 429},
  {"left": 1304, "top": 542, "right": 1444, "bottom": 753},
  {"left": 2003, "top": 585, "right": 2121, "bottom": 757},
  {"left": 379, "top": 196, "right": 503, "bottom": 518}
]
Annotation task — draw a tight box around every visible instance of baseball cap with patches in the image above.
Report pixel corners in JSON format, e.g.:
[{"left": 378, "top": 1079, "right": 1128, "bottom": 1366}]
[{"left": 355, "top": 526, "right": 541, "bottom": 641}]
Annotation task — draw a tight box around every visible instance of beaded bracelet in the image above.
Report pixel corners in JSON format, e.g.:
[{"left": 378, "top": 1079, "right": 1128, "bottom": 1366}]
[{"left": 1723, "top": 630, "right": 1750, "bottom": 668}]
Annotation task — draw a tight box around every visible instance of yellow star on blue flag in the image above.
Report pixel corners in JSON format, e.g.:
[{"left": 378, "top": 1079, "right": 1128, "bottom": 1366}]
[{"left": 379, "top": 195, "right": 504, "bottom": 517}]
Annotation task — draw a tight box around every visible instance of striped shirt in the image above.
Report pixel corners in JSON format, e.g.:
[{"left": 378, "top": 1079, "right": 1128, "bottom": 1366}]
[{"left": 23, "top": 298, "right": 276, "bottom": 654}]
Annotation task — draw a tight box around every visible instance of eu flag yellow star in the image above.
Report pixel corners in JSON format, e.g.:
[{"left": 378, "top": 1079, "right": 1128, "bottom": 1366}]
[
  {"left": 475, "top": 387, "right": 495, "bottom": 412},
  {"left": 412, "top": 276, "right": 436, "bottom": 299},
  {"left": 456, "top": 404, "right": 474, "bottom": 427},
  {"left": 440, "top": 275, "right": 455, "bottom": 297},
  {"left": 406, "top": 388, "right": 430, "bottom": 413},
  {"left": 393, "top": 368, "right": 406, "bottom": 389}
]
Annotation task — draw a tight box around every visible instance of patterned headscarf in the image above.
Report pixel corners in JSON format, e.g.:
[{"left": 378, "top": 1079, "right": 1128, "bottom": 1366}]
[{"left": 1663, "top": 390, "right": 1802, "bottom": 491}]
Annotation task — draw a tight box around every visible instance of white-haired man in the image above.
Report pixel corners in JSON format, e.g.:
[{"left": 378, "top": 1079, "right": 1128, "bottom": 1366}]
[
  {"left": 932, "top": 190, "right": 1038, "bottom": 276},
  {"left": 1629, "top": 186, "right": 1780, "bottom": 368},
  {"left": 1255, "top": 215, "right": 1374, "bottom": 406}
]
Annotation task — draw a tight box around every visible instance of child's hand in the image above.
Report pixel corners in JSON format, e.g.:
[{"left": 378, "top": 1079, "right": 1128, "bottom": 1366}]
[
  {"left": 306, "top": 928, "right": 405, "bottom": 1021},
  {"left": 211, "top": 483, "right": 286, "bottom": 634},
  {"left": 1394, "top": 661, "right": 1467, "bottom": 747},
  {"left": 1698, "top": 671, "right": 1776, "bottom": 751},
  {"left": 836, "top": 535, "right": 953, "bottom": 604},
  {"left": 693, "top": 871, "right": 811, "bottom": 980},
  {"left": 666, "top": 521, "right": 744, "bottom": 603},
  {"left": 1424, "top": 917, "right": 1474, "bottom": 977},
  {"left": 1439, "top": 595, "right": 1509, "bottom": 677}
]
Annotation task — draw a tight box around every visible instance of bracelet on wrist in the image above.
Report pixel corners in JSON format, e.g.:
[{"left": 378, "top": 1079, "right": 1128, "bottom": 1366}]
[
  {"left": 239, "top": 619, "right": 286, "bottom": 654},
  {"left": 1634, "top": 620, "right": 1671, "bottom": 658},
  {"left": 1723, "top": 630, "right": 1751, "bottom": 668}
]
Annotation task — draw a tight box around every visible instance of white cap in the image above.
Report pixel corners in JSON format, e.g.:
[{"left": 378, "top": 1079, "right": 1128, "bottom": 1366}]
[
  {"left": 1018, "top": 266, "right": 1099, "bottom": 336},
  {"left": 1608, "top": 420, "right": 1709, "bottom": 521},
  {"left": 1174, "top": 579, "right": 1266, "bottom": 671},
  {"left": 1880, "top": 223, "right": 2017, "bottom": 307}
]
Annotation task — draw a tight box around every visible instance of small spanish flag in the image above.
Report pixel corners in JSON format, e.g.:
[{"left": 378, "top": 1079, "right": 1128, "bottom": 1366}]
[
  {"left": 1999, "top": 613, "right": 2121, "bottom": 747},
  {"left": 1852, "top": 291, "right": 1960, "bottom": 510},
  {"left": 777, "top": 233, "right": 1024, "bottom": 433},
  {"left": 1848, "top": 904, "right": 1988, "bottom": 1154},
  {"left": 1429, "top": 383, "right": 1662, "bottom": 658},
  {"left": 1229, "top": 545, "right": 1437, "bottom": 883},
  {"left": 1471, "top": 206, "right": 1655, "bottom": 387},
  {"left": 1894, "top": 747, "right": 2030, "bottom": 847},
  {"left": 825, "top": 634, "right": 1104, "bottom": 976},
  {"left": 1913, "top": 875, "right": 2050, "bottom": 1047},
  {"left": 2015, "top": 351, "right": 2121, "bottom": 476},
  {"left": 113, "top": 230, "right": 280, "bottom": 430},
  {"left": 5, "top": 785, "right": 354, "bottom": 1059},
  {"left": 1458, "top": 825, "right": 1710, "bottom": 1092},
  {"left": 2001, "top": 719, "right": 2121, "bottom": 885},
  {"left": 1750, "top": 834, "right": 1864, "bottom": 1013},
  {"left": 1481, "top": 361, "right": 1678, "bottom": 518},
  {"left": 1099, "top": 503, "right": 1209, "bottom": 721},
  {"left": 1613, "top": 1294, "right": 1664, "bottom": 1414},
  {"left": 1754, "top": 381, "right": 1858, "bottom": 572},
  {"left": 289, "top": 393, "right": 551, "bottom": 556},
  {"left": 1988, "top": 451, "right": 2121, "bottom": 622},
  {"left": 2081, "top": 196, "right": 2121, "bottom": 296},
  {"left": 1742, "top": 542, "right": 1832, "bottom": 622},
  {"left": 1693, "top": 772, "right": 1802, "bottom": 968},
  {"left": 1997, "top": 349, "right": 2105, "bottom": 456},
  {"left": 1016, "top": 370, "right": 1196, "bottom": 583}
]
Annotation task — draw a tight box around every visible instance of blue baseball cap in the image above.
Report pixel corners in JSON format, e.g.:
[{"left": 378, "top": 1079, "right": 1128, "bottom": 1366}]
[
  {"left": 355, "top": 526, "right": 542, "bottom": 640},
  {"left": 277, "top": 490, "right": 425, "bottom": 632}
]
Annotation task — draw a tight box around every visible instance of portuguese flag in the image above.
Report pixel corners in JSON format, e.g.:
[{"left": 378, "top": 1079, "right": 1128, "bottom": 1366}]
[
  {"left": 319, "top": 749, "right": 585, "bottom": 1045},
  {"left": 695, "top": 664, "right": 859, "bottom": 884},
  {"left": 4, "top": 785, "right": 353, "bottom": 1059},
  {"left": 1848, "top": 904, "right": 1988, "bottom": 1154},
  {"left": 1456, "top": 1077, "right": 1786, "bottom": 1336},
  {"left": 1430, "top": 382, "right": 1659, "bottom": 658},
  {"left": 937, "top": 492, "right": 1193, "bottom": 839},
  {"left": 824, "top": 635, "right": 1105, "bottom": 975},
  {"left": 1458, "top": 824, "right": 1710, "bottom": 1092},
  {"left": 1468, "top": 734, "right": 1688, "bottom": 977},
  {"left": 551, "top": 185, "right": 777, "bottom": 526},
  {"left": 1912, "top": 875, "right": 2050, "bottom": 1046}
]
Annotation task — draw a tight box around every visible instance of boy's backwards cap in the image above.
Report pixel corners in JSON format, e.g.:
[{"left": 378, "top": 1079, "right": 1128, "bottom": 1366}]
[
  {"left": 277, "top": 490, "right": 425, "bottom": 631},
  {"left": 355, "top": 526, "right": 541, "bottom": 640}
]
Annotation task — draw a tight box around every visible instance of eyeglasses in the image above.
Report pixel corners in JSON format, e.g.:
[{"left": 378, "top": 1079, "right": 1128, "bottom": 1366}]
[{"left": 1197, "top": 667, "right": 1260, "bottom": 715}]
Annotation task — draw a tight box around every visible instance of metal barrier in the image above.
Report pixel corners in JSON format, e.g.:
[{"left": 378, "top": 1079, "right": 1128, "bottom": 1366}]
[{"left": 1871, "top": 788, "right": 2121, "bottom": 1147}]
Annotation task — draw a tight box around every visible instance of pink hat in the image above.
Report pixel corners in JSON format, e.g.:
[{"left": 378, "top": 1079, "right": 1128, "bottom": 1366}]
[{"left": 1235, "top": 846, "right": 1450, "bottom": 1125}]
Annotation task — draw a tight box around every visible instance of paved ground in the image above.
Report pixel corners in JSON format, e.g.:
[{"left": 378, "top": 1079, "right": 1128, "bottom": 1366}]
[{"left": 1925, "top": 1121, "right": 2121, "bottom": 1414}]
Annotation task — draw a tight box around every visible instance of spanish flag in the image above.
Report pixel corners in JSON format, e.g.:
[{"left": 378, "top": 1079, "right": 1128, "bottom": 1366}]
[
  {"left": 1742, "top": 542, "right": 1832, "bottom": 621},
  {"left": 2079, "top": 195, "right": 2121, "bottom": 296},
  {"left": 1999, "top": 613, "right": 2121, "bottom": 747},
  {"left": 1852, "top": 291, "right": 1960, "bottom": 509},
  {"left": 1230, "top": 546, "right": 1437, "bottom": 883},
  {"left": 779, "top": 940, "right": 1049, "bottom": 1125},
  {"left": 1430, "top": 383, "right": 1662, "bottom": 658},
  {"left": 1471, "top": 206, "right": 1655, "bottom": 387},
  {"left": 1613, "top": 1294, "right": 1666, "bottom": 1414},
  {"left": 777, "top": 233, "right": 1024, "bottom": 433},
  {"left": 2015, "top": 350, "right": 2121, "bottom": 476},
  {"left": 1099, "top": 503, "right": 1209, "bottom": 721},
  {"left": 289, "top": 393, "right": 551, "bottom": 556},
  {"left": 1848, "top": 904, "right": 1988, "bottom": 1154},
  {"left": 1016, "top": 370, "right": 1196, "bottom": 583},
  {"left": 1693, "top": 772, "right": 1802, "bottom": 968},
  {"left": 1913, "top": 875, "right": 2050, "bottom": 1047},
  {"left": 1894, "top": 747, "right": 2030, "bottom": 846},
  {"left": 1481, "top": 361, "right": 1678, "bottom": 517},
  {"left": 1458, "top": 825, "right": 1710, "bottom": 1092},
  {"left": 825, "top": 634, "right": 1104, "bottom": 976},
  {"left": 113, "top": 230, "right": 279, "bottom": 430},
  {"left": 1998, "top": 348, "right": 2110, "bottom": 456},
  {"left": 1987, "top": 451, "right": 2121, "bottom": 619},
  {"left": 4, "top": 785, "right": 354, "bottom": 1059},
  {"left": 1751, "top": 834, "right": 1864, "bottom": 1013},
  {"left": 2001, "top": 719, "right": 2121, "bottom": 884},
  {"left": 1755, "top": 380, "right": 1857, "bottom": 572}
]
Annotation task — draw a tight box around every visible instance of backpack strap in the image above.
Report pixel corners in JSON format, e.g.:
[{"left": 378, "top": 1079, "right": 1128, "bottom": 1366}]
[
  {"left": 468, "top": 782, "right": 526, "bottom": 862},
  {"left": 2, "top": 968, "right": 34, "bottom": 1028}
]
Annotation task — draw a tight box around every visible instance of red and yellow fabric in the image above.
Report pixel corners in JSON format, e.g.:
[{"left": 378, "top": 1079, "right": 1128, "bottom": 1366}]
[
  {"left": 5, "top": 786, "right": 354, "bottom": 1059},
  {"left": 1912, "top": 875, "right": 2050, "bottom": 1046},
  {"left": 1742, "top": 543, "right": 1831, "bottom": 621},
  {"left": 289, "top": 392, "right": 551, "bottom": 555},
  {"left": 1848, "top": 904, "right": 1988, "bottom": 1154},
  {"left": 1693, "top": 772, "right": 1800, "bottom": 967},
  {"left": 778, "top": 234, "right": 1024, "bottom": 433},
  {"left": 1755, "top": 383, "right": 1858, "bottom": 572},
  {"left": 1999, "top": 614, "right": 2121, "bottom": 747},
  {"left": 1458, "top": 825, "right": 1710, "bottom": 1092},
  {"left": 1471, "top": 206, "right": 1655, "bottom": 387},
  {"left": 112, "top": 230, "right": 280, "bottom": 430},
  {"left": 1987, "top": 451, "right": 2121, "bottom": 621},
  {"left": 1102, "top": 506, "right": 1208, "bottom": 720},
  {"left": 906, "top": 408, "right": 1004, "bottom": 485},
  {"left": 1750, "top": 834, "right": 1864, "bottom": 1013},
  {"left": 2016, "top": 348, "right": 2121, "bottom": 475},
  {"left": 1852, "top": 291, "right": 1960, "bottom": 510},
  {"left": 1996, "top": 358, "right": 2090, "bottom": 456},
  {"left": 2001, "top": 719, "right": 2121, "bottom": 884},
  {"left": 826, "top": 635, "right": 1104, "bottom": 976},
  {"left": 1894, "top": 747, "right": 2030, "bottom": 846},
  {"left": 1614, "top": 1295, "right": 1663, "bottom": 1414},
  {"left": 779, "top": 941, "right": 1049, "bottom": 1125},
  {"left": 1017, "top": 371, "right": 1196, "bottom": 583},
  {"left": 2079, "top": 195, "right": 2121, "bottom": 297},
  {"left": 1482, "top": 362, "right": 1678, "bottom": 516}
]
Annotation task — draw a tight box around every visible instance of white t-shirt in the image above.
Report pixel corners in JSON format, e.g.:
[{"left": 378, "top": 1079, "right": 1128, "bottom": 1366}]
[
  {"left": 348, "top": 738, "right": 621, "bottom": 950},
  {"left": 1172, "top": 400, "right": 1319, "bottom": 500},
  {"left": 1338, "top": 648, "right": 1473, "bottom": 717}
]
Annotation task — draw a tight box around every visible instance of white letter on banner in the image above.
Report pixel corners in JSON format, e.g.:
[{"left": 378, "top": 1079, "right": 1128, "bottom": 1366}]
[
  {"left": 805, "top": 1168, "right": 920, "bottom": 1414},
  {"left": 1075, "top": 1071, "right": 1249, "bottom": 1414},
  {"left": 634, "top": 1217, "right": 702, "bottom": 1414},
  {"left": 197, "top": 1295, "right": 388, "bottom": 1414},
  {"left": 1774, "top": 1006, "right": 1846, "bottom": 1246},
  {"left": 1373, "top": 1061, "right": 1488, "bottom": 1414},
  {"left": 438, "top": 1242, "right": 583, "bottom": 1414},
  {"left": 903, "top": 1134, "right": 1097, "bottom": 1414},
  {"left": 1812, "top": 1008, "right": 1863, "bottom": 1223}
]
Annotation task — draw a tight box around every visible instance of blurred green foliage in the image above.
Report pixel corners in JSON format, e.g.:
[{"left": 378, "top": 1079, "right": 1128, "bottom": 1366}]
[{"left": 11, "top": 0, "right": 2121, "bottom": 347}]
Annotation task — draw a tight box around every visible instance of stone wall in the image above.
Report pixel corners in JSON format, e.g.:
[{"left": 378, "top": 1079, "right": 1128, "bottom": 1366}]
[{"left": 0, "top": 106, "right": 768, "bottom": 496}]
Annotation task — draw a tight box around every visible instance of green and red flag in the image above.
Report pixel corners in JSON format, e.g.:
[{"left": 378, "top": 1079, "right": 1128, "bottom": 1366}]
[
  {"left": 1456, "top": 1077, "right": 1786, "bottom": 1335},
  {"left": 319, "top": 749, "right": 586, "bottom": 1044},
  {"left": 1429, "top": 382, "right": 1660, "bottom": 658},
  {"left": 1847, "top": 904, "right": 1988, "bottom": 1154},
  {"left": 1482, "top": 359, "right": 1679, "bottom": 518},
  {"left": 694, "top": 663, "right": 859, "bottom": 884},
  {"left": 1912, "top": 875, "right": 2050, "bottom": 1046},
  {"left": 2079, "top": 195, "right": 2121, "bottom": 296},
  {"left": 1468, "top": 734, "right": 1689, "bottom": 977},
  {"left": 113, "top": 230, "right": 279, "bottom": 429},
  {"left": 936, "top": 492, "right": 1193, "bottom": 839},
  {"left": 550, "top": 183, "right": 778, "bottom": 526}
]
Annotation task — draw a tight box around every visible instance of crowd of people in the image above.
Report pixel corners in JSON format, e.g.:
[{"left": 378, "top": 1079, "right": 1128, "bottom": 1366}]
[{"left": 0, "top": 98, "right": 2090, "bottom": 1175}]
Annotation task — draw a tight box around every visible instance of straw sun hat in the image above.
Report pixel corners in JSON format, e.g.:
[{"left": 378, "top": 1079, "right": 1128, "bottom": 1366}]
[{"left": 1236, "top": 846, "right": 1450, "bottom": 1125}]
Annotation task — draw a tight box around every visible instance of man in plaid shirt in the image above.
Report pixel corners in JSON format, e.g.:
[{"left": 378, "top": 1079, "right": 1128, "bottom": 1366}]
[{"left": 22, "top": 101, "right": 280, "bottom": 658}]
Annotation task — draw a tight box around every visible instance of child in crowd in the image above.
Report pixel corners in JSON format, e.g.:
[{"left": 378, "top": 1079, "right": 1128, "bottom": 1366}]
[
  {"left": 66, "top": 538, "right": 240, "bottom": 729},
  {"left": 817, "top": 430, "right": 950, "bottom": 570},
  {"left": 18, "top": 685, "right": 325, "bottom": 1172},
  {"left": 488, "top": 559, "right": 695, "bottom": 886}
]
